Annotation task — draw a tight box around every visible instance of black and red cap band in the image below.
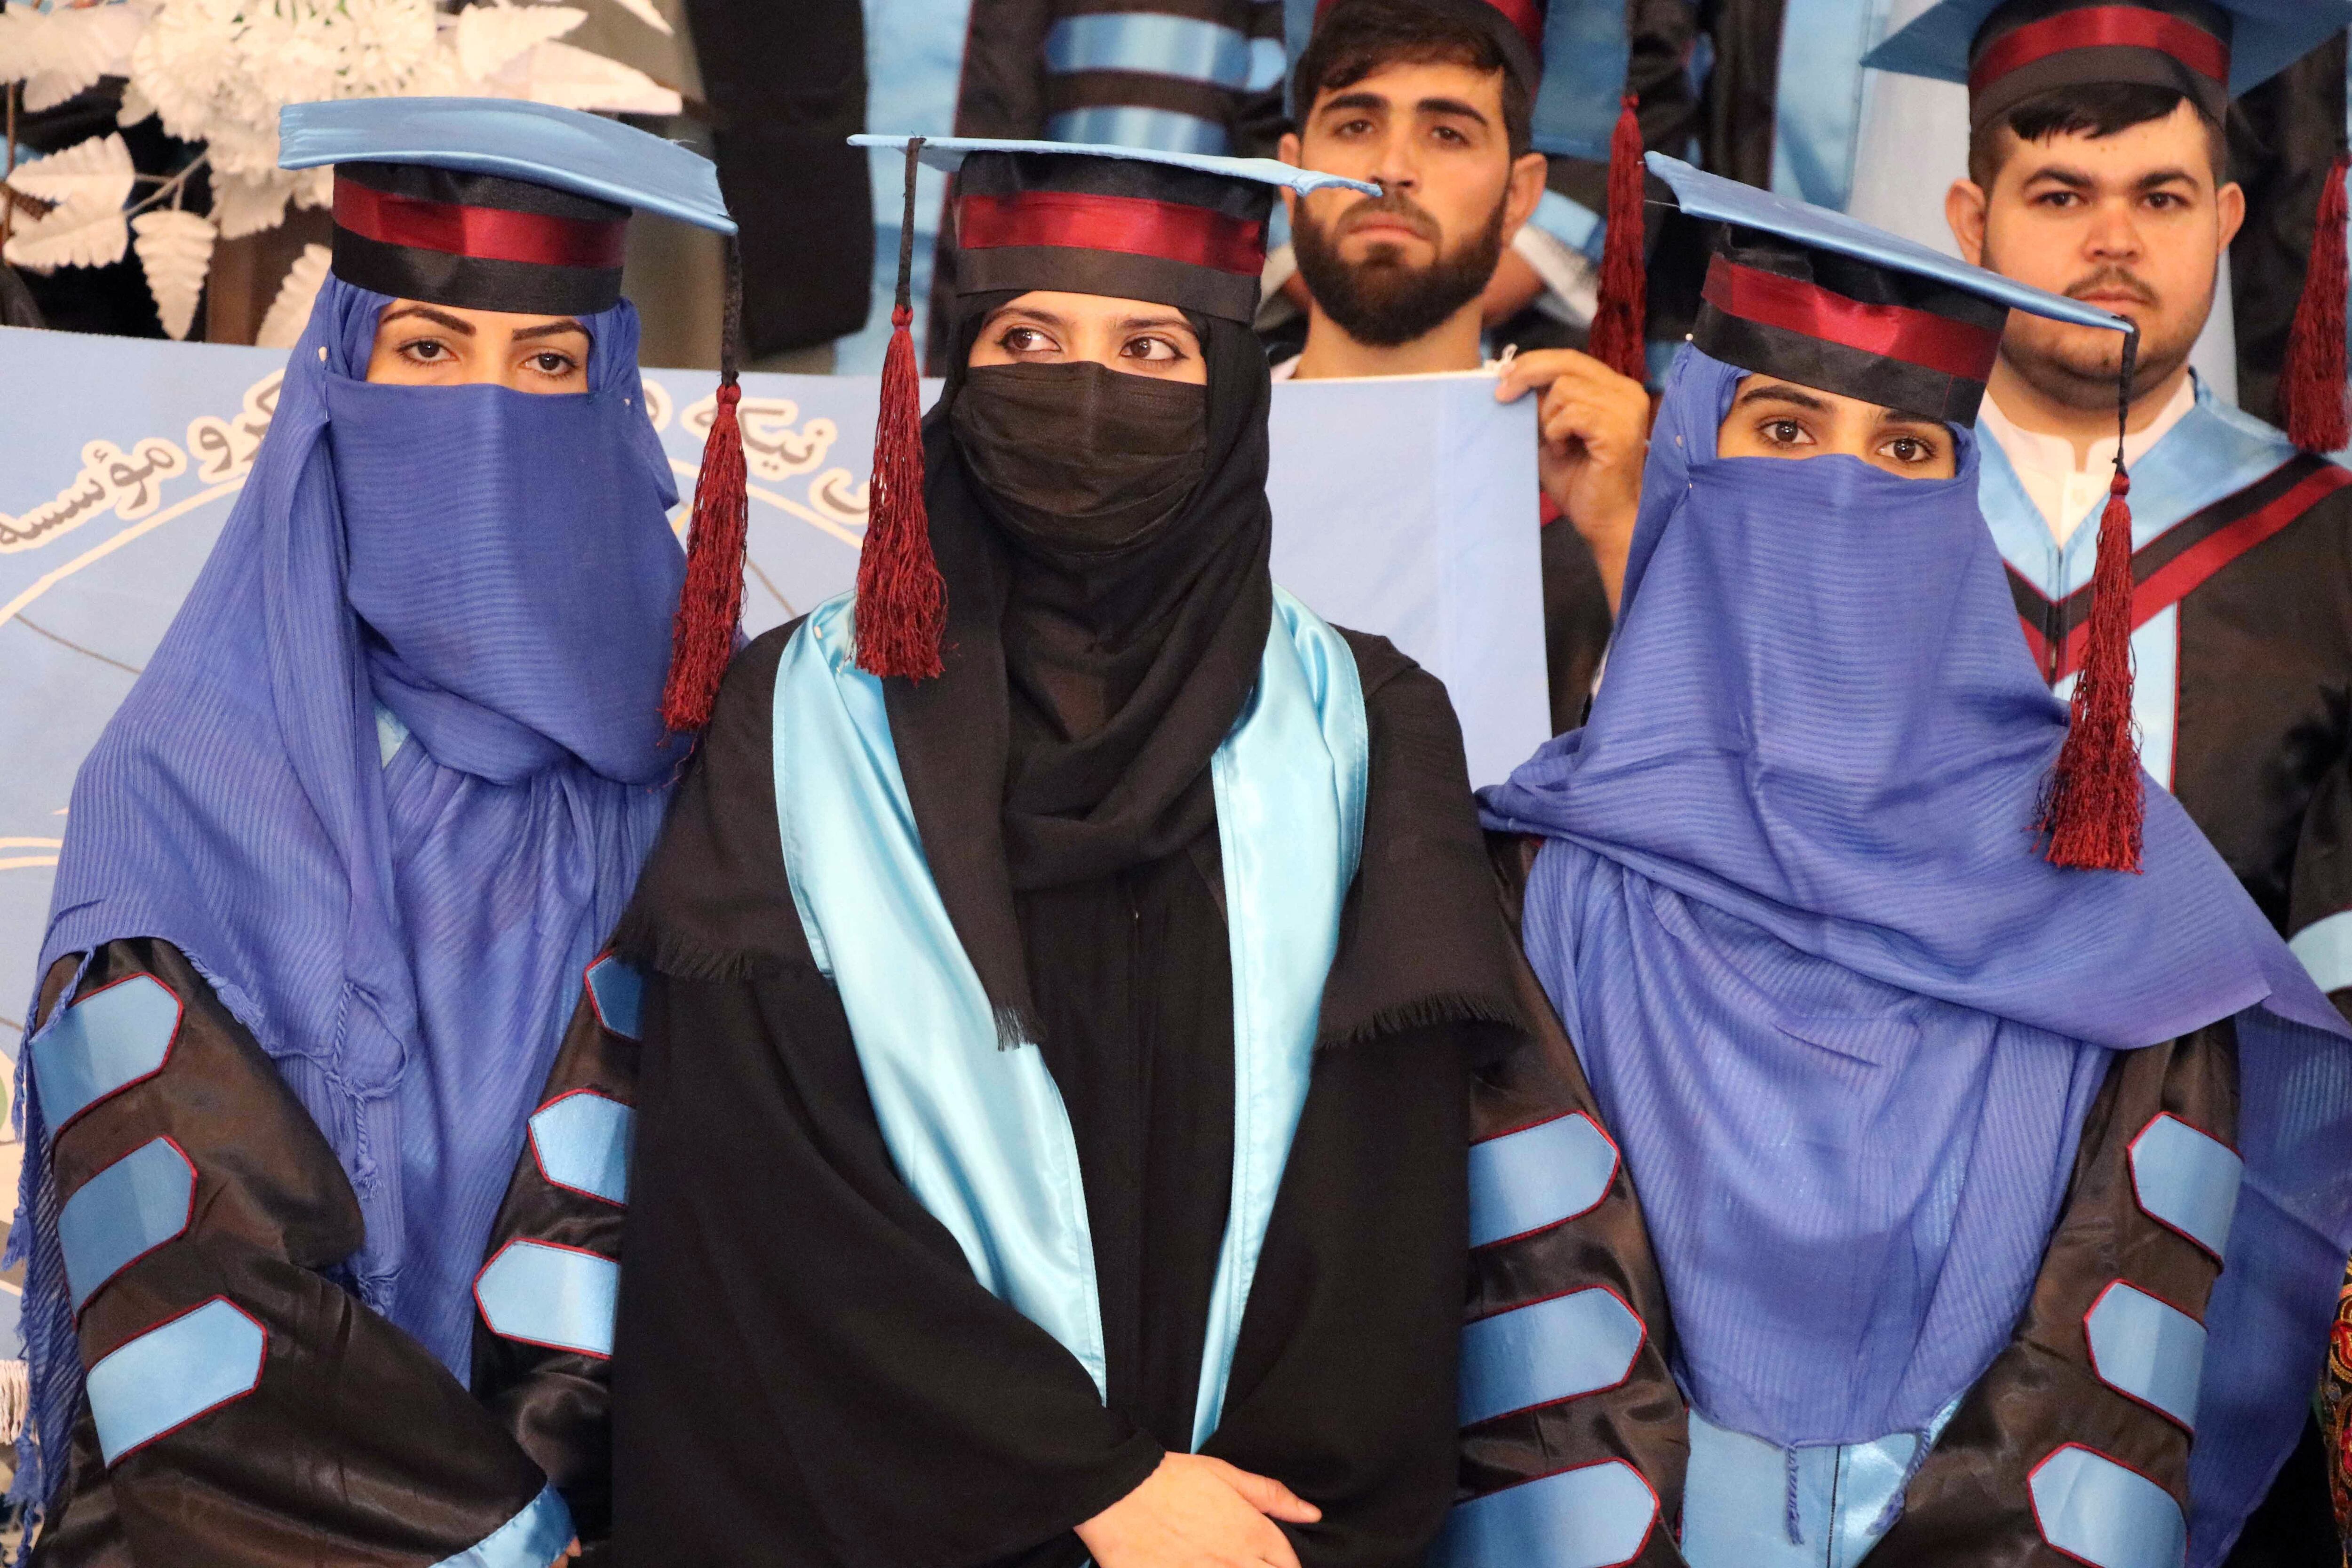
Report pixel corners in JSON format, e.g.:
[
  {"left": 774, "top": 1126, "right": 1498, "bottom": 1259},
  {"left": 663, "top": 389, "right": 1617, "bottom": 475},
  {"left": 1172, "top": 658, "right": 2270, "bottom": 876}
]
[
  {"left": 1693, "top": 241, "right": 2012, "bottom": 426},
  {"left": 328, "top": 161, "right": 631, "bottom": 316},
  {"left": 1966, "top": 0, "right": 2232, "bottom": 125},
  {"left": 951, "top": 150, "right": 1273, "bottom": 321}
]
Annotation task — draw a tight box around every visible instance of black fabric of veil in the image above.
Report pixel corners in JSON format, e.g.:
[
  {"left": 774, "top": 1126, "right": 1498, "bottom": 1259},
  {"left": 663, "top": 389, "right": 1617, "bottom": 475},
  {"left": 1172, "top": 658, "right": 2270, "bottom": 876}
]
[{"left": 882, "top": 293, "right": 1275, "bottom": 1039}]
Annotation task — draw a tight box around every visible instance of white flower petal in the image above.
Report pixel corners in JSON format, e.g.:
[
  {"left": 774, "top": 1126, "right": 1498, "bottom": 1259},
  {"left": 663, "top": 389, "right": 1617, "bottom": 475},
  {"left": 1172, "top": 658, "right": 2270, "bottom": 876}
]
[
  {"left": 495, "top": 39, "right": 679, "bottom": 115},
  {"left": 130, "top": 206, "right": 216, "bottom": 340},
  {"left": 3, "top": 206, "right": 129, "bottom": 271},
  {"left": 254, "top": 241, "right": 331, "bottom": 350},
  {"left": 7, "top": 132, "right": 135, "bottom": 213}
]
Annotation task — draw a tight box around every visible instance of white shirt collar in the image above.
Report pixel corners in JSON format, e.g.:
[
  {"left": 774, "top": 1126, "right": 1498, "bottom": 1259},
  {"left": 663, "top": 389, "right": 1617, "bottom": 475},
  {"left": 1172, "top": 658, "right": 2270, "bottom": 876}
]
[{"left": 1979, "top": 376, "right": 2198, "bottom": 544}]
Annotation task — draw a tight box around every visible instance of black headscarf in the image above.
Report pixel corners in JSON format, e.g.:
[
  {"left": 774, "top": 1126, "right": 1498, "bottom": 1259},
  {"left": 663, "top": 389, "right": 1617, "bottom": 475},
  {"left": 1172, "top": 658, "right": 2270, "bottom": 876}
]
[{"left": 882, "top": 294, "right": 1281, "bottom": 1035}]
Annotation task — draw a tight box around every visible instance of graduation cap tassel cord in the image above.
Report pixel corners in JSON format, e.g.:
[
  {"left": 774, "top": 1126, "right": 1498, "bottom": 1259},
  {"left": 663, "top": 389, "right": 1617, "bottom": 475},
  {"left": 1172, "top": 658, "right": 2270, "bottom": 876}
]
[
  {"left": 661, "top": 235, "right": 751, "bottom": 733},
  {"left": 2282, "top": 153, "right": 2348, "bottom": 455},
  {"left": 2038, "top": 328, "right": 2143, "bottom": 873},
  {"left": 855, "top": 137, "right": 949, "bottom": 680},
  {"left": 1588, "top": 94, "right": 1648, "bottom": 383}
]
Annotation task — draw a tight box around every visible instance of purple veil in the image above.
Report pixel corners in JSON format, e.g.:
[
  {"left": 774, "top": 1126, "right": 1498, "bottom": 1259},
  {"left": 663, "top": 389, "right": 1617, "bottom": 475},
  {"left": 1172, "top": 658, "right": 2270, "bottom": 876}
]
[
  {"left": 1480, "top": 346, "right": 2352, "bottom": 1560},
  {"left": 15, "top": 276, "right": 685, "bottom": 1504}
]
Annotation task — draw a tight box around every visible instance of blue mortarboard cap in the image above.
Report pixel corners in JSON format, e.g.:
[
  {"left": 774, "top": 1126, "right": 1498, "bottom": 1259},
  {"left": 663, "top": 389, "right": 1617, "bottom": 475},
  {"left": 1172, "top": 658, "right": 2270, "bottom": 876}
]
[
  {"left": 1647, "top": 152, "right": 2130, "bottom": 423},
  {"left": 1864, "top": 0, "right": 2352, "bottom": 125},
  {"left": 278, "top": 98, "right": 730, "bottom": 318},
  {"left": 281, "top": 98, "right": 732, "bottom": 233},
  {"left": 850, "top": 134, "right": 1375, "bottom": 321}
]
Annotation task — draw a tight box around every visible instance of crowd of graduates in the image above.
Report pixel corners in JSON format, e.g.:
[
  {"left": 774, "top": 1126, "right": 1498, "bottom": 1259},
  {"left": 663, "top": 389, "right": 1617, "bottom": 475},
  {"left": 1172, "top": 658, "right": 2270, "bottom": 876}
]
[{"left": 16, "top": 2, "right": 2352, "bottom": 1568}]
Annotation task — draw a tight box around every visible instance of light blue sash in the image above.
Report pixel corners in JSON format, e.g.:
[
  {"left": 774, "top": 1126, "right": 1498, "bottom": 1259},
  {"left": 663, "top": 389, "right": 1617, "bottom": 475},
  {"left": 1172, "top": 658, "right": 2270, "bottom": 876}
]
[{"left": 773, "top": 587, "right": 1367, "bottom": 1448}]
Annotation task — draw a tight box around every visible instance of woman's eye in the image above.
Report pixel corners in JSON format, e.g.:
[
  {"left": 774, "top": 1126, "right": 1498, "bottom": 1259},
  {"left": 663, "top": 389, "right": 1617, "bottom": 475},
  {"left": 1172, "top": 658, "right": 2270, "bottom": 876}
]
[
  {"left": 1763, "top": 419, "right": 1806, "bottom": 445},
  {"left": 1122, "top": 334, "right": 1181, "bottom": 363},
  {"left": 1885, "top": 436, "right": 1936, "bottom": 464},
  {"left": 1000, "top": 326, "right": 1059, "bottom": 354},
  {"left": 401, "top": 338, "right": 449, "bottom": 363},
  {"left": 528, "top": 352, "right": 576, "bottom": 375}
]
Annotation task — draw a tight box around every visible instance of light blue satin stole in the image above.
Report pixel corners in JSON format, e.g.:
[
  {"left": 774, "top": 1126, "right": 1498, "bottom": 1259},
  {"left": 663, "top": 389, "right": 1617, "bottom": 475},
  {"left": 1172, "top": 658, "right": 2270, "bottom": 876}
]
[{"left": 772, "top": 586, "right": 1367, "bottom": 1447}]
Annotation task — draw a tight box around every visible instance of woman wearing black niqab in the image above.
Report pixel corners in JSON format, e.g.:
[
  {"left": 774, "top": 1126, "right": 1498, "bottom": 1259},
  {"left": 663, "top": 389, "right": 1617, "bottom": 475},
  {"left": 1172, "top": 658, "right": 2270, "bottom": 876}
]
[{"left": 608, "top": 138, "right": 1526, "bottom": 1568}]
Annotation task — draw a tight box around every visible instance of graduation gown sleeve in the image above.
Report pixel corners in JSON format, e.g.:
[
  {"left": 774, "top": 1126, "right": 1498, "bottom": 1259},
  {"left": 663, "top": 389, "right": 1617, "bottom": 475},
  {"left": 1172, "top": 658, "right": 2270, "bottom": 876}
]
[
  {"left": 472, "top": 952, "right": 647, "bottom": 1554},
  {"left": 26, "top": 939, "right": 562, "bottom": 1568}
]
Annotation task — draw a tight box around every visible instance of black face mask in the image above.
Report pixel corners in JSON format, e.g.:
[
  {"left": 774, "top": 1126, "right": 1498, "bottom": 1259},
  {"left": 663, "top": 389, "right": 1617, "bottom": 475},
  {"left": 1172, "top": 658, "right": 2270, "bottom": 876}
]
[{"left": 950, "top": 360, "right": 1209, "bottom": 557}]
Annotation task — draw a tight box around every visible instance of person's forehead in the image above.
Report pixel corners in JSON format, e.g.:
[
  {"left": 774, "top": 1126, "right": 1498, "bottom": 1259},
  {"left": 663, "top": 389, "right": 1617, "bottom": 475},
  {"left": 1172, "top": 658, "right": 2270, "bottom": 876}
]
[
  {"left": 1727, "top": 374, "right": 1928, "bottom": 424},
  {"left": 1308, "top": 56, "right": 1506, "bottom": 116},
  {"left": 987, "top": 290, "right": 1194, "bottom": 325},
  {"left": 2000, "top": 101, "right": 2217, "bottom": 182}
]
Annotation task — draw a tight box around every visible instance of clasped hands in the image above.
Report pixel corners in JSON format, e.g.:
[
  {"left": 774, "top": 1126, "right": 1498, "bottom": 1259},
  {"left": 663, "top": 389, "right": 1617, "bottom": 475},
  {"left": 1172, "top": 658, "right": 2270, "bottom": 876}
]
[{"left": 1077, "top": 1452, "right": 1323, "bottom": 1568}]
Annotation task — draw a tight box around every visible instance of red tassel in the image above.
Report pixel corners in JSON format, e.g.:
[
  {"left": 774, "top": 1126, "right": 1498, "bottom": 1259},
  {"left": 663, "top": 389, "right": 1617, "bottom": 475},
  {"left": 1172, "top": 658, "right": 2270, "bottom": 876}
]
[
  {"left": 1587, "top": 94, "right": 1648, "bottom": 384},
  {"left": 660, "top": 378, "right": 749, "bottom": 733},
  {"left": 853, "top": 302, "right": 947, "bottom": 679},
  {"left": 2037, "top": 470, "right": 2143, "bottom": 872},
  {"left": 2283, "top": 152, "right": 2349, "bottom": 454}
]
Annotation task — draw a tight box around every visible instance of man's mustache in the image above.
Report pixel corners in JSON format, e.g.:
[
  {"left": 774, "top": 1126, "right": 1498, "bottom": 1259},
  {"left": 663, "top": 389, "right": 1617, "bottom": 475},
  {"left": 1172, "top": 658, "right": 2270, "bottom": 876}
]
[
  {"left": 2064, "top": 268, "right": 2159, "bottom": 307},
  {"left": 1331, "top": 193, "right": 1442, "bottom": 245}
]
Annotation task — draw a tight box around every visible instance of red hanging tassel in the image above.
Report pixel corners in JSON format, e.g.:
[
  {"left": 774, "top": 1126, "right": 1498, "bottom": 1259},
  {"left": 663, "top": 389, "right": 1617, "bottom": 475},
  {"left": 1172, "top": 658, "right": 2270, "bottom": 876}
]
[
  {"left": 854, "top": 141, "right": 948, "bottom": 679},
  {"left": 2037, "top": 468, "right": 2143, "bottom": 872},
  {"left": 660, "top": 239, "right": 750, "bottom": 734},
  {"left": 1587, "top": 94, "right": 1648, "bottom": 384},
  {"left": 2283, "top": 152, "right": 2349, "bottom": 454},
  {"left": 854, "top": 301, "right": 947, "bottom": 678}
]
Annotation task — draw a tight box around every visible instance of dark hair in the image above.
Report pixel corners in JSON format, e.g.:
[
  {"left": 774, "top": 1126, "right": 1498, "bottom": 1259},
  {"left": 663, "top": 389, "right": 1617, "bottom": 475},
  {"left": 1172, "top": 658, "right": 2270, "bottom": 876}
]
[
  {"left": 1967, "top": 80, "right": 2227, "bottom": 190},
  {"left": 1291, "top": 0, "right": 1534, "bottom": 159}
]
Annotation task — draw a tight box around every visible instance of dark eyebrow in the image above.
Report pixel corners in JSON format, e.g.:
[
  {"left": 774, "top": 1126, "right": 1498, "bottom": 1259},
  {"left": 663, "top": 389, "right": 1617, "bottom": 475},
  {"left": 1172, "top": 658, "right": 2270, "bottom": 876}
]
[
  {"left": 2132, "top": 167, "right": 2197, "bottom": 192},
  {"left": 1415, "top": 96, "right": 1489, "bottom": 125},
  {"left": 379, "top": 304, "right": 476, "bottom": 335},
  {"left": 985, "top": 306, "right": 1070, "bottom": 332},
  {"left": 1732, "top": 382, "right": 1833, "bottom": 414},
  {"left": 1114, "top": 313, "right": 1194, "bottom": 334},
  {"left": 511, "top": 317, "right": 590, "bottom": 343},
  {"left": 1315, "top": 90, "right": 1392, "bottom": 117}
]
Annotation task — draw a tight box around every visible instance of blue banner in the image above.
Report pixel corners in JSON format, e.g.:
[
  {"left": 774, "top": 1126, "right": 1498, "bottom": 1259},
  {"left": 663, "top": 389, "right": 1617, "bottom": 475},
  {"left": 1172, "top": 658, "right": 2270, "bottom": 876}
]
[{"left": 0, "top": 326, "right": 1547, "bottom": 1059}]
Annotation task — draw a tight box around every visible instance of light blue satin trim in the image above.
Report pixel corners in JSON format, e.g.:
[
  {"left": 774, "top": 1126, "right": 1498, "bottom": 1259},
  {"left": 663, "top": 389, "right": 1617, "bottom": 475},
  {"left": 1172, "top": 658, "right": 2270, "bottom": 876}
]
[
  {"left": 1042, "top": 107, "right": 1230, "bottom": 155},
  {"left": 773, "top": 587, "right": 1365, "bottom": 1444},
  {"left": 1532, "top": 0, "right": 1629, "bottom": 162},
  {"left": 2029, "top": 1445, "right": 2187, "bottom": 1568},
  {"left": 1460, "top": 1287, "right": 1645, "bottom": 1425},
  {"left": 1045, "top": 13, "right": 1255, "bottom": 87},
  {"left": 374, "top": 701, "right": 412, "bottom": 768},
  {"left": 1468, "top": 1112, "right": 1617, "bottom": 1248},
  {"left": 1192, "top": 588, "right": 1365, "bottom": 1445},
  {"left": 1430, "top": 1460, "right": 1660, "bottom": 1568},
  {"left": 529, "top": 1092, "right": 633, "bottom": 1206},
  {"left": 2086, "top": 1282, "right": 2206, "bottom": 1431},
  {"left": 2289, "top": 909, "right": 2352, "bottom": 997},
  {"left": 2051, "top": 606, "right": 2178, "bottom": 790},
  {"left": 87, "top": 1297, "right": 265, "bottom": 1464},
  {"left": 1526, "top": 190, "right": 1605, "bottom": 264},
  {"left": 2128, "top": 1114, "right": 2242, "bottom": 1260},
  {"left": 1765, "top": 0, "right": 1886, "bottom": 211},
  {"left": 32, "top": 972, "right": 179, "bottom": 1133},
  {"left": 1680, "top": 1400, "right": 1959, "bottom": 1568},
  {"left": 585, "top": 954, "right": 644, "bottom": 1041},
  {"left": 1978, "top": 384, "right": 2301, "bottom": 603},
  {"left": 475, "top": 1241, "right": 619, "bottom": 1357},
  {"left": 433, "top": 1484, "right": 577, "bottom": 1568},
  {"left": 59, "top": 1137, "right": 194, "bottom": 1312}
]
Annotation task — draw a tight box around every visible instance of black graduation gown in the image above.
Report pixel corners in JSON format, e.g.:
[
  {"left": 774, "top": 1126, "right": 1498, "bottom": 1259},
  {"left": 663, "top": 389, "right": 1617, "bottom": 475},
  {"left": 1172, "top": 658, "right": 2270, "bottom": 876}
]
[
  {"left": 23, "top": 939, "right": 634, "bottom": 1566},
  {"left": 2001, "top": 455, "right": 2352, "bottom": 1010},
  {"left": 1458, "top": 837, "right": 2243, "bottom": 1565},
  {"left": 607, "top": 621, "right": 1523, "bottom": 1568}
]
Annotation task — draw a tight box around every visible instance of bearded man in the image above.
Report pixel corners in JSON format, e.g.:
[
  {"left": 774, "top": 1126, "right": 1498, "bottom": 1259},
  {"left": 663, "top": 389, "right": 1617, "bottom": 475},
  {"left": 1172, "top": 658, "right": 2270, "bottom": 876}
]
[{"left": 1272, "top": 0, "right": 1652, "bottom": 730}]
